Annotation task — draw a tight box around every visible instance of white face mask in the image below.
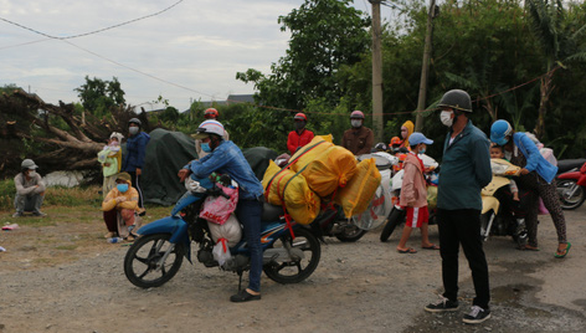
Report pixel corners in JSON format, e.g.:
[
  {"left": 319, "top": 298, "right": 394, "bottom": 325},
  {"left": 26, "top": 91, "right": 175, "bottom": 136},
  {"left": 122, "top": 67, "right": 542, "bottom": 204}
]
[
  {"left": 351, "top": 119, "right": 362, "bottom": 128},
  {"left": 440, "top": 111, "right": 454, "bottom": 127},
  {"left": 129, "top": 127, "right": 139, "bottom": 135},
  {"left": 28, "top": 170, "right": 37, "bottom": 177}
]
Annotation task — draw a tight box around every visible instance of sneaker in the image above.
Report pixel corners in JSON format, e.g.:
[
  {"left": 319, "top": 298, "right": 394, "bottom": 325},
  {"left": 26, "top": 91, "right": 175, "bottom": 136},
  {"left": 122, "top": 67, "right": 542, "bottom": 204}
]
[
  {"left": 32, "top": 211, "right": 47, "bottom": 217},
  {"left": 424, "top": 296, "right": 459, "bottom": 313},
  {"left": 462, "top": 305, "right": 491, "bottom": 324},
  {"left": 12, "top": 212, "right": 23, "bottom": 218}
]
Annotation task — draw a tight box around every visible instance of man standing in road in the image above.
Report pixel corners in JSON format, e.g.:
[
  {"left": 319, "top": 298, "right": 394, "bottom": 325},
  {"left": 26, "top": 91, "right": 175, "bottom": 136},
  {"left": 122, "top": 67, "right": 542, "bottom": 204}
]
[
  {"left": 341, "top": 110, "right": 374, "bottom": 155},
  {"left": 424, "top": 89, "right": 493, "bottom": 324}
]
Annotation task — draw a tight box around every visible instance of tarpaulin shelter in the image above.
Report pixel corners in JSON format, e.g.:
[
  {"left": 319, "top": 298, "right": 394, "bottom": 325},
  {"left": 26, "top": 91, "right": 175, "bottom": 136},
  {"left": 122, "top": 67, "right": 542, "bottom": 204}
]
[{"left": 141, "top": 128, "right": 277, "bottom": 206}]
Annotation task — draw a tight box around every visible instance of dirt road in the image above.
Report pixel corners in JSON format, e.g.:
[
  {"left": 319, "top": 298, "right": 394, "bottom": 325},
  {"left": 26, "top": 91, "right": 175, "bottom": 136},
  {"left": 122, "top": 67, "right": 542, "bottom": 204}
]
[{"left": 1, "top": 206, "right": 585, "bottom": 333}]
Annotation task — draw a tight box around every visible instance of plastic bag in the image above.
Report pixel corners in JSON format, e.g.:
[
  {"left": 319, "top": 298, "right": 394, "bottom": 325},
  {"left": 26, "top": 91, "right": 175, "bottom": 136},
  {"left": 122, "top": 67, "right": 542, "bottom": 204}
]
[
  {"left": 207, "top": 214, "right": 242, "bottom": 247},
  {"left": 199, "top": 183, "right": 239, "bottom": 225},
  {"left": 212, "top": 239, "right": 232, "bottom": 267}
]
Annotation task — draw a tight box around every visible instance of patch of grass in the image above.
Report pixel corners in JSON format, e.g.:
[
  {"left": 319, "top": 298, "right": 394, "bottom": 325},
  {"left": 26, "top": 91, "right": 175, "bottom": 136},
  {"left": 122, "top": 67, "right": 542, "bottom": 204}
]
[{"left": 55, "top": 244, "right": 79, "bottom": 250}]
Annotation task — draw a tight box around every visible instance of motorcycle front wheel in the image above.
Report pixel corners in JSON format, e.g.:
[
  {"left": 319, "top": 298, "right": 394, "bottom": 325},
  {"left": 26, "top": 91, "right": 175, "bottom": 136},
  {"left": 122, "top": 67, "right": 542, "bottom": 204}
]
[
  {"left": 557, "top": 179, "right": 585, "bottom": 210},
  {"left": 263, "top": 228, "right": 321, "bottom": 284},
  {"left": 380, "top": 207, "right": 405, "bottom": 242},
  {"left": 124, "top": 233, "right": 185, "bottom": 288}
]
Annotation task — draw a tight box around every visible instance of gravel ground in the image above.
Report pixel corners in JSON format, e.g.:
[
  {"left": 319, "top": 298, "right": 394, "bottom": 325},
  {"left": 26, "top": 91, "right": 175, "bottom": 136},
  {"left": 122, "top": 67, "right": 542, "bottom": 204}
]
[{"left": 0, "top": 206, "right": 585, "bottom": 333}]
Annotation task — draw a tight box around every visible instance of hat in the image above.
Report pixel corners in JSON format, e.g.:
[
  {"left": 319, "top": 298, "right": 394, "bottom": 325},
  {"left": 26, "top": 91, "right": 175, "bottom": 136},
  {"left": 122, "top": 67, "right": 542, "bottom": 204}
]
[
  {"left": 192, "top": 120, "right": 225, "bottom": 140},
  {"left": 21, "top": 159, "right": 38, "bottom": 170},
  {"left": 116, "top": 172, "right": 132, "bottom": 183},
  {"left": 110, "top": 132, "right": 124, "bottom": 142},
  {"left": 409, "top": 132, "right": 433, "bottom": 146}
]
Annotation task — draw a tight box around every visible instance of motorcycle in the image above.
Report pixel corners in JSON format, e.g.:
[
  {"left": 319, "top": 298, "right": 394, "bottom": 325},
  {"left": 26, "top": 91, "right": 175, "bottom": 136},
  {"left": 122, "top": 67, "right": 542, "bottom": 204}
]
[
  {"left": 556, "top": 158, "right": 586, "bottom": 210},
  {"left": 480, "top": 158, "right": 530, "bottom": 247},
  {"left": 124, "top": 176, "right": 321, "bottom": 289},
  {"left": 318, "top": 152, "right": 397, "bottom": 243},
  {"left": 379, "top": 154, "right": 439, "bottom": 242}
]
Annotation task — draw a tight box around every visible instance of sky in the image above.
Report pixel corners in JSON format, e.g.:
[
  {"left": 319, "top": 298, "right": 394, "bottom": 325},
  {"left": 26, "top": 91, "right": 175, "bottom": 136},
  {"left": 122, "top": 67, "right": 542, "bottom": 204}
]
[{"left": 0, "top": 0, "right": 393, "bottom": 112}]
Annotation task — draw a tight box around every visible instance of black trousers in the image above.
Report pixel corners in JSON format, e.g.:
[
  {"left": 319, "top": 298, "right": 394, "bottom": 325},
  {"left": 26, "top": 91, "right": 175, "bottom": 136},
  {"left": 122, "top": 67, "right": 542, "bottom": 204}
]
[
  {"left": 437, "top": 208, "right": 490, "bottom": 309},
  {"left": 127, "top": 171, "right": 145, "bottom": 209}
]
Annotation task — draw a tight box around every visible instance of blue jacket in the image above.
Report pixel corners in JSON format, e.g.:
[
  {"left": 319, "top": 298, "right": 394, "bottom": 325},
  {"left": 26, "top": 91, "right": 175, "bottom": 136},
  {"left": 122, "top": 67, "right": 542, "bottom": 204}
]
[
  {"left": 187, "top": 140, "right": 263, "bottom": 201},
  {"left": 437, "top": 120, "right": 492, "bottom": 211},
  {"left": 512, "top": 132, "right": 558, "bottom": 183},
  {"left": 122, "top": 131, "right": 150, "bottom": 172}
]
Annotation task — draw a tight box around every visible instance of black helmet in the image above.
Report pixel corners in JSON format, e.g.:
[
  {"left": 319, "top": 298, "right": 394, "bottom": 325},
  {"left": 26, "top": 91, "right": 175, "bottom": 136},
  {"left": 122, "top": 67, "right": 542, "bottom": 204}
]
[
  {"left": 374, "top": 142, "right": 388, "bottom": 152},
  {"left": 437, "top": 89, "right": 472, "bottom": 113},
  {"left": 129, "top": 118, "right": 142, "bottom": 127}
]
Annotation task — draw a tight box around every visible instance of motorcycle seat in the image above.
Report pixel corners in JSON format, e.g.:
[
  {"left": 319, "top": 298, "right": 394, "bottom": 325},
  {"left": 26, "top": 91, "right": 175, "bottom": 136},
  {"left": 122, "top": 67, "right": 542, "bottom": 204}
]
[
  {"left": 557, "top": 158, "right": 586, "bottom": 174},
  {"left": 358, "top": 153, "right": 393, "bottom": 170},
  {"left": 261, "top": 202, "right": 284, "bottom": 222}
]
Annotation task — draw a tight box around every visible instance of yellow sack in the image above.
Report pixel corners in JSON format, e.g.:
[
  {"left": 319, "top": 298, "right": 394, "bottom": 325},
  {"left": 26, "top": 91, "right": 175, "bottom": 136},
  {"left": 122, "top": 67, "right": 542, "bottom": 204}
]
[
  {"left": 302, "top": 146, "right": 357, "bottom": 197},
  {"left": 335, "top": 158, "right": 381, "bottom": 218},
  {"left": 289, "top": 136, "right": 334, "bottom": 173},
  {"left": 262, "top": 160, "right": 321, "bottom": 224},
  {"left": 427, "top": 185, "right": 438, "bottom": 210},
  {"left": 317, "top": 134, "right": 333, "bottom": 143}
]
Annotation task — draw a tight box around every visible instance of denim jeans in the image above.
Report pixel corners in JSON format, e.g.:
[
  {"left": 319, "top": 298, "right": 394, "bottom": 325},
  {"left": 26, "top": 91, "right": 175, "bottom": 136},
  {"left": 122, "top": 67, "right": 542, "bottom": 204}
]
[
  {"left": 14, "top": 193, "right": 44, "bottom": 214},
  {"left": 235, "top": 198, "right": 263, "bottom": 292},
  {"left": 437, "top": 208, "right": 490, "bottom": 309}
]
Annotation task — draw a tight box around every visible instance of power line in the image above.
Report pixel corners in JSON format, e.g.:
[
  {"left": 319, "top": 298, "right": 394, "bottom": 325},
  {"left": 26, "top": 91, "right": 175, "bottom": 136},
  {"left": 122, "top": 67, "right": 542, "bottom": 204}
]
[{"left": 0, "top": 0, "right": 184, "bottom": 40}]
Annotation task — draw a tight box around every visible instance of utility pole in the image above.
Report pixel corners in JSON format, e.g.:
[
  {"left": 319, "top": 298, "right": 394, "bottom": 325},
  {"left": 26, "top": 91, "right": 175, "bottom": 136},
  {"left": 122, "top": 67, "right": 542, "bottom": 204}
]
[
  {"left": 415, "top": 0, "right": 438, "bottom": 132},
  {"left": 370, "top": 0, "right": 384, "bottom": 142}
]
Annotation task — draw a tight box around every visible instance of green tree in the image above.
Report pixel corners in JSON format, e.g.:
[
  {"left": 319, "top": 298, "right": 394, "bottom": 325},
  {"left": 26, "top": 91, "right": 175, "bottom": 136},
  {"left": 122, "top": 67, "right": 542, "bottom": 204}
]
[
  {"left": 526, "top": 0, "right": 586, "bottom": 139},
  {"left": 237, "top": 0, "right": 370, "bottom": 110},
  {"left": 74, "top": 76, "right": 126, "bottom": 117}
]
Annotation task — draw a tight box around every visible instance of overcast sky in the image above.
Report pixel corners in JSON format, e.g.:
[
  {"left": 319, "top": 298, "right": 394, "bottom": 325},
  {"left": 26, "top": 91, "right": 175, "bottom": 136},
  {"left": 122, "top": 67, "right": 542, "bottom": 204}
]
[{"left": 0, "top": 0, "right": 392, "bottom": 112}]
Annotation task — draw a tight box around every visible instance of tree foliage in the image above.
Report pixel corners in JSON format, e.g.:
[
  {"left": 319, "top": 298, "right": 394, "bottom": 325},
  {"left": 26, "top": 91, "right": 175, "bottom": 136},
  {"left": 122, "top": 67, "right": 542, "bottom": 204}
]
[
  {"left": 74, "top": 76, "right": 126, "bottom": 117},
  {"left": 237, "top": 0, "right": 370, "bottom": 110}
]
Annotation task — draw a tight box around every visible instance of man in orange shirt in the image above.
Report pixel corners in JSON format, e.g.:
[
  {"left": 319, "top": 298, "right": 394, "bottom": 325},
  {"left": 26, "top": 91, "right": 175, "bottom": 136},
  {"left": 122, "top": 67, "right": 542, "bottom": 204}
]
[{"left": 287, "top": 113, "right": 314, "bottom": 155}]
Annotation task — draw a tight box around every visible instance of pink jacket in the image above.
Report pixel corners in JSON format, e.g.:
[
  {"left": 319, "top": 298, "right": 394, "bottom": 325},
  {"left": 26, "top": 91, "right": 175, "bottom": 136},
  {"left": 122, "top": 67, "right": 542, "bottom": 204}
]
[{"left": 399, "top": 153, "right": 428, "bottom": 208}]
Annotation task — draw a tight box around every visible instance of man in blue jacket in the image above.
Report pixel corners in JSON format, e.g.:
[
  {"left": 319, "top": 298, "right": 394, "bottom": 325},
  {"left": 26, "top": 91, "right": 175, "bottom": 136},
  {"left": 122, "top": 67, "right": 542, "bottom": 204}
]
[
  {"left": 424, "top": 89, "right": 493, "bottom": 324},
  {"left": 178, "top": 120, "right": 264, "bottom": 303},
  {"left": 122, "top": 118, "right": 150, "bottom": 214}
]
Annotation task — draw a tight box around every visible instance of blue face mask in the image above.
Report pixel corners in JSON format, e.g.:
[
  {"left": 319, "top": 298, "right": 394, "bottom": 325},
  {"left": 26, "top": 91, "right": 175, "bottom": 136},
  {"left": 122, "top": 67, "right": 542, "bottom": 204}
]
[
  {"left": 201, "top": 142, "right": 212, "bottom": 153},
  {"left": 418, "top": 148, "right": 426, "bottom": 154},
  {"left": 116, "top": 183, "right": 129, "bottom": 193}
]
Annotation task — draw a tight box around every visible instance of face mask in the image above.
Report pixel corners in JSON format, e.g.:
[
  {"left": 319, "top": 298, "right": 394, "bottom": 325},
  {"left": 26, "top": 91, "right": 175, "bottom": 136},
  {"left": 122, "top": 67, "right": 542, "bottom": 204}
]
[
  {"left": 440, "top": 111, "right": 454, "bottom": 127},
  {"left": 201, "top": 142, "right": 212, "bottom": 153},
  {"left": 295, "top": 121, "right": 305, "bottom": 130},
  {"left": 351, "top": 119, "right": 362, "bottom": 128},
  {"left": 28, "top": 171, "right": 37, "bottom": 177},
  {"left": 129, "top": 127, "right": 139, "bottom": 135},
  {"left": 418, "top": 148, "right": 426, "bottom": 155},
  {"left": 116, "top": 183, "right": 129, "bottom": 193}
]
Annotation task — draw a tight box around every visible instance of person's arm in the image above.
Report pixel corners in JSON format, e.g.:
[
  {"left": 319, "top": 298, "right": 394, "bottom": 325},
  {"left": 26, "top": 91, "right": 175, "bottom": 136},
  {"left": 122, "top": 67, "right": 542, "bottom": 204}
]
[
  {"left": 473, "top": 137, "right": 493, "bottom": 188},
  {"left": 101, "top": 190, "right": 118, "bottom": 211},
  {"left": 33, "top": 174, "right": 46, "bottom": 194},
  {"left": 287, "top": 132, "right": 296, "bottom": 155},
  {"left": 135, "top": 134, "right": 149, "bottom": 169},
  {"left": 516, "top": 133, "right": 542, "bottom": 172},
  {"left": 401, "top": 162, "right": 417, "bottom": 206},
  {"left": 14, "top": 174, "right": 35, "bottom": 196},
  {"left": 119, "top": 189, "right": 139, "bottom": 210},
  {"left": 190, "top": 146, "right": 231, "bottom": 179},
  {"left": 356, "top": 129, "right": 374, "bottom": 155}
]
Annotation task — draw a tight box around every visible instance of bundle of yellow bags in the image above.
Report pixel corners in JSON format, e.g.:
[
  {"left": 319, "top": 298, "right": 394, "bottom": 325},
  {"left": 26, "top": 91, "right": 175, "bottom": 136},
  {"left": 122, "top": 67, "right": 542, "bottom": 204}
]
[{"left": 262, "top": 136, "right": 382, "bottom": 224}]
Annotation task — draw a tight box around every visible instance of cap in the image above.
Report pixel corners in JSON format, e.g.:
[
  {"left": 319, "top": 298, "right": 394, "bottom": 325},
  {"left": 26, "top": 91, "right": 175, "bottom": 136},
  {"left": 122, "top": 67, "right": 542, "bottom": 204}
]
[{"left": 409, "top": 132, "right": 434, "bottom": 146}]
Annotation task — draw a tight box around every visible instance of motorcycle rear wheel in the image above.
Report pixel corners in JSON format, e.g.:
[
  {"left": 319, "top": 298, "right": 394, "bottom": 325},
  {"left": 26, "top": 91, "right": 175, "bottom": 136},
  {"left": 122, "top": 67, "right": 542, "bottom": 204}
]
[
  {"left": 124, "top": 233, "right": 185, "bottom": 288},
  {"left": 380, "top": 207, "right": 405, "bottom": 242},
  {"left": 335, "top": 225, "right": 367, "bottom": 242},
  {"left": 557, "top": 179, "right": 585, "bottom": 210},
  {"left": 263, "top": 228, "right": 321, "bottom": 284}
]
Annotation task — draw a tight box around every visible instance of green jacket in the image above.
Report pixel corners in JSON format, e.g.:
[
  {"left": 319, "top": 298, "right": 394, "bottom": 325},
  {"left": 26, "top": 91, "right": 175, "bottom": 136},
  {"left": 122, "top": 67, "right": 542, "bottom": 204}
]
[{"left": 437, "top": 120, "right": 492, "bottom": 211}]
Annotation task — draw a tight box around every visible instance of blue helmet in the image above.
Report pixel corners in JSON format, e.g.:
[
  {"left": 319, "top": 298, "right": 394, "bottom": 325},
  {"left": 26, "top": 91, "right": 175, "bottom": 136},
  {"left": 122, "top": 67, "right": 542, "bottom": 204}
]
[{"left": 490, "top": 120, "right": 513, "bottom": 146}]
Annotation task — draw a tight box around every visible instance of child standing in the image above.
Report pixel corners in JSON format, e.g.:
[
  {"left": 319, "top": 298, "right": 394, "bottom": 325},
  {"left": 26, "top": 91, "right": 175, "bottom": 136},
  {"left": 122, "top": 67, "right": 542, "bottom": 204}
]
[
  {"left": 98, "top": 132, "right": 124, "bottom": 197},
  {"left": 396, "top": 132, "right": 439, "bottom": 253}
]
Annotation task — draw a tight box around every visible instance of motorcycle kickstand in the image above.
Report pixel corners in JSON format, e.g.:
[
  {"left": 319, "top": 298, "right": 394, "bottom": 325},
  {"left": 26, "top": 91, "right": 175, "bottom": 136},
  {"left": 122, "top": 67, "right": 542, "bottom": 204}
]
[{"left": 237, "top": 270, "right": 244, "bottom": 291}]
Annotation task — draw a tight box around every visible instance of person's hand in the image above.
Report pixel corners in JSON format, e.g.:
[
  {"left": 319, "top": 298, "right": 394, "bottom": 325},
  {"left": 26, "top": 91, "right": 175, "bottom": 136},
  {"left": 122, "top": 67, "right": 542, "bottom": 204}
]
[
  {"left": 178, "top": 168, "right": 191, "bottom": 182},
  {"left": 136, "top": 168, "right": 142, "bottom": 176},
  {"left": 104, "top": 163, "right": 111, "bottom": 167},
  {"left": 116, "top": 196, "right": 127, "bottom": 202},
  {"left": 520, "top": 168, "right": 530, "bottom": 175}
]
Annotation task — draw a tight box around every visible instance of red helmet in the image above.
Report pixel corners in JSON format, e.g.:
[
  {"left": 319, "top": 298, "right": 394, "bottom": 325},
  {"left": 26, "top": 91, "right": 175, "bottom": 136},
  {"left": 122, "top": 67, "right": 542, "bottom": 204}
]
[
  {"left": 294, "top": 112, "right": 307, "bottom": 121},
  {"left": 204, "top": 108, "right": 219, "bottom": 119},
  {"left": 390, "top": 136, "right": 402, "bottom": 146},
  {"left": 350, "top": 110, "right": 365, "bottom": 119}
]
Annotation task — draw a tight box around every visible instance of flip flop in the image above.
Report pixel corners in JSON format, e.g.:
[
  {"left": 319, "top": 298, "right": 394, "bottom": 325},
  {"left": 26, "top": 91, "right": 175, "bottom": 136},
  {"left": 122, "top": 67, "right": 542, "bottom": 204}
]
[
  {"left": 397, "top": 247, "right": 417, "bottom": 254},
  {"left": 519, "top": 245, "right": 540, "bottom": 251},
  {"left": 554, "top": 242, "right": 571, "bottom": 258},
  {"left": 422, "top": 244, "right": 440, "bottom": 250}
]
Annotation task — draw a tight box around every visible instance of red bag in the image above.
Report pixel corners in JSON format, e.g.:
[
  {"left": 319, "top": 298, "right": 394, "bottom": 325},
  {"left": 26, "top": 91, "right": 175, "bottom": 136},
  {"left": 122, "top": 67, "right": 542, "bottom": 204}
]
[{"left": 199, "top": 184, "right": 239, "bottom": 225}]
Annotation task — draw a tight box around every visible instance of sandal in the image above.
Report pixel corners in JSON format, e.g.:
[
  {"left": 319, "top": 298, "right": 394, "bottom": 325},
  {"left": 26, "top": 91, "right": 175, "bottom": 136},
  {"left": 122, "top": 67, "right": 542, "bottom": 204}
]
[
  {"left": 104, "top": 232, "right": 116, "bottom": 239},
  {"left": 125, "top": 233, "right": 138, "bottom": 242},
  {"left": 397, "top": 247, "right": 417, "bottom": 254},
  {"left": 519, "top": 244, "right": 540, "bottom": 251},
  {"left": 554, "top": 242, "right": 571, "bottom": 258},
  {"left": 422, "top": 244, "right": 440, "bottom": 250},
  {"left": 230, "top": 289, "right": 261, "bottom": 303}
]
